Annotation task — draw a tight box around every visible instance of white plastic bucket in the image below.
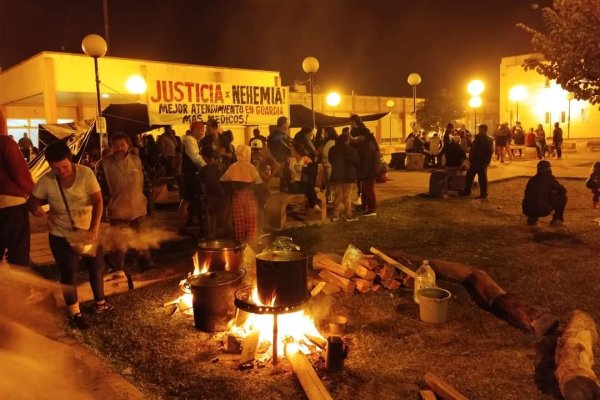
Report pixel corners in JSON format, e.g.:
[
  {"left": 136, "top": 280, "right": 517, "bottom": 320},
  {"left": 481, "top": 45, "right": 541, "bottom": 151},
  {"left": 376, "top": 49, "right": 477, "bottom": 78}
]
[{"left": 418, "top": 288, "right": 452, "bottom": 324}]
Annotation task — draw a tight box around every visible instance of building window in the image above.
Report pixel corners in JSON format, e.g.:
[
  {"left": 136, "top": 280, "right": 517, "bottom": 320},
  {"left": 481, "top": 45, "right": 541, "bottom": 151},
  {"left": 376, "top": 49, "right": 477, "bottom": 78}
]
[{"left": 6, "top": 118, "right": 46, "bottom": 147}]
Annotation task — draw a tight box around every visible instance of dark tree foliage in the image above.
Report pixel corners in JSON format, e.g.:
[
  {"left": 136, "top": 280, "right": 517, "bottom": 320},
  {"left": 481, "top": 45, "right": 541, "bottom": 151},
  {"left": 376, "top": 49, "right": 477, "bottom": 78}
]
[
  {"left": 416, "top": 89, "right": 464, "bottom": 131},
  {"left": 518, "top": 0, "right": 600, "bottom": 104}
]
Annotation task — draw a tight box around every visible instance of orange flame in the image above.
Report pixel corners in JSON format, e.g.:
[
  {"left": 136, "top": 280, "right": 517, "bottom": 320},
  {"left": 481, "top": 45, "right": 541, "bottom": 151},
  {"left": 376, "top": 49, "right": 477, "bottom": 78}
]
[{"left": 192, "top": 253, "right": 209, "bottom": 275}]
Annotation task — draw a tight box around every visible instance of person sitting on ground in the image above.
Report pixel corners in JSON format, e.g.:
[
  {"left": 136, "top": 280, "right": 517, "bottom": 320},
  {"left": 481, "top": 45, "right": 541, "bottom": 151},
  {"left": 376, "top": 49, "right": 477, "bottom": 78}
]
[
  {"left": 220, "top": 145, "right": 262, "bottom": 247},
  {"left": 329, "top": 132, "right": 360, "bottom": 222},
  {"left": 586, "top": 161, "right": 600, "bottom": 209},
  {"left": 200, "top": 147, "right": 231, "bottom": 239},
  {"left": 522, "top": 160, "right": 567, "bottom": 226},
  {"left": 287, "top": 142, "right": 321, "bottom": 212}
]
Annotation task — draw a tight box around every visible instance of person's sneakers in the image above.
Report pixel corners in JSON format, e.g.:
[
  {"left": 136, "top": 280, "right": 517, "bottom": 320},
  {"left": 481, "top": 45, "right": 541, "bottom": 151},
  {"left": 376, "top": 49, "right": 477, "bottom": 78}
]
[
  {"left": 346, "top": 216, "right": 359, "bottom": 222},
  {"left": 352, "top": 198, "right": 362, "bottom": 206},
  {"left": 94, "top": 301, "right": 114, "bottom": 314},
  {"left": 331, "top": 216, "right": 339, "bottom": 222},
  {"left": 362, "top": 211, "right": 377, "bottom": 217},
  {"left": 70, "top": 314, "right": 90, "bottom": 330},
  {"left": 527, "top": 217, "right": 538, "bottom": 226},
  {"left": 550, "top": 219, "right": 564, "bottom": 227}
]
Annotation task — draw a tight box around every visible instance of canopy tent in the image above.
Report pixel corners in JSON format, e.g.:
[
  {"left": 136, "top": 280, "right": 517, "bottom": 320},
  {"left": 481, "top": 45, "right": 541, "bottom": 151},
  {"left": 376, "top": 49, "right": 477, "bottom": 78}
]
[{"left": 289, "top": 104, "right": 389, "bottom": 128}]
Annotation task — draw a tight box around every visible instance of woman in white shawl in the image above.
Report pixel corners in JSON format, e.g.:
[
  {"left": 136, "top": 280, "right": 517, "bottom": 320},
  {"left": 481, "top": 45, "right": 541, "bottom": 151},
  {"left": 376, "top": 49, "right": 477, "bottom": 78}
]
[{"left": 220, "top": 145, "right": 262, "bottom": 246}]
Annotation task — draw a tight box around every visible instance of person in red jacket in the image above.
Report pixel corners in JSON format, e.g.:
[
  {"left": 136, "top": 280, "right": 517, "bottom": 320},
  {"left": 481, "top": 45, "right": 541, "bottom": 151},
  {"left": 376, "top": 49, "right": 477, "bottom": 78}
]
[{"left": 0, "top": 130, "right": 35, "bottom": 266}]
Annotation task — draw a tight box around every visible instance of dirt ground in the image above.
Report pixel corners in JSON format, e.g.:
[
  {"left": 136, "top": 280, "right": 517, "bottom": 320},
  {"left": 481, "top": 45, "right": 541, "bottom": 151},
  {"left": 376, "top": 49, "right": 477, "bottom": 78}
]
[{"left": 76, "top": 178, "right": 600, "bottom": 400}]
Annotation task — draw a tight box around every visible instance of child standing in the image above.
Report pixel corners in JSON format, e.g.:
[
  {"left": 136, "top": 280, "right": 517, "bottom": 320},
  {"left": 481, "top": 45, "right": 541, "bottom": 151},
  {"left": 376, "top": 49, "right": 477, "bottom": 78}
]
[
  {"left": 220, "top": 145, "right": 262, "bottom": 246},
  {"left": 586, "top": 161, "right": 600, "bottom": 209}
]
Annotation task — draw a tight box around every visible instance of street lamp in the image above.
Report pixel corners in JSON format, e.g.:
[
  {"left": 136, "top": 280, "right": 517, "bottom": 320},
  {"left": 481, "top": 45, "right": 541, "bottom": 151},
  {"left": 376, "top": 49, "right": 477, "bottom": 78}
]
[
  {"left": 386, "top": 99, "right": 395, "bottom": 146},
  {"left": 509, "top": 85, "right": 528, "bottom": 124},
  {"left": 82, "top": 34, "right": 108, "bottom": 148},
  {"left": 567, "top": 92, "right": 574, "bottom": 139},
  {"left": 126, "top": 74, "right": 147, "bottom": 95},
  {"left": 302, "top": 57, "right": 320, "bottom": 129},
  {"left": 407, "top": 73, "right": 421, "bottom": 126},
  {"left": 468, "top": 96, "right": 482, "bottom": 133},
  {"left": 326, "top": 91, "right": 341, "bottom": 116},
  {"left": 467, "top": 79, "right": 485, "bottom": 97}
]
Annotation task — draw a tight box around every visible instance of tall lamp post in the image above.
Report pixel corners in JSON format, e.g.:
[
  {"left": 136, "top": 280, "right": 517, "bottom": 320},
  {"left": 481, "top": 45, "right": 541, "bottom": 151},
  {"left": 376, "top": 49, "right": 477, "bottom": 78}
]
[
  {"left": 567, "top": 92, "right": 574, "bottom": 139},
  {"left": 82, "top": 34, "right": 108, "bottom": 149},
  {"left": 509, "top": 85, "right": 528, "bottom": 125},
  {"left": 386, "top": 99, "right": 395, "bottom": 146},
  {"left": 467, "top": 79, "right": 485, "bottom": 132},
  {"left": 468, "top": 96, "right": 482, "bottom": 132},
  {"left": 407, "top": 73, "right": 421, "bottom": 126},
  {"left": 302, "top": 57, "right": 320, "bottom": 129}
]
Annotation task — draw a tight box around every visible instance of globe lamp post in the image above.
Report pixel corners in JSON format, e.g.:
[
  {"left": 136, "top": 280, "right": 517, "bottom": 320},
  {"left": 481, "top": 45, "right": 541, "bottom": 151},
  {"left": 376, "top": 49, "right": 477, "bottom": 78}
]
[
  {"left": 302, "top": 57, "right": 320, "bottom": 129},
  {"left": 82, "top": 34, "right": 108, "bottom": 148},
  {"left": 407, "top": 73, "right": 421, "bottom": 126}
]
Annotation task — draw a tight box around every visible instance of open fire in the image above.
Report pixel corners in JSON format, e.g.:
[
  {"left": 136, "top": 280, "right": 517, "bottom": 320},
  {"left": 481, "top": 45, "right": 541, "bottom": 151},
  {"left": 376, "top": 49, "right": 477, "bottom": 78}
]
[{"left": 171, "top": 253, "right": 210, "bottom": 315}]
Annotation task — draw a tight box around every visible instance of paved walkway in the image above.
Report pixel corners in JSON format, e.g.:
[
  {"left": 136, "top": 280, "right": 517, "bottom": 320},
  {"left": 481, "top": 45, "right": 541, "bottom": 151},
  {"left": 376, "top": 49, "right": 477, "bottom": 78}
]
[{"left": 377, "top": 152, "right": 597, "bottom": 201}]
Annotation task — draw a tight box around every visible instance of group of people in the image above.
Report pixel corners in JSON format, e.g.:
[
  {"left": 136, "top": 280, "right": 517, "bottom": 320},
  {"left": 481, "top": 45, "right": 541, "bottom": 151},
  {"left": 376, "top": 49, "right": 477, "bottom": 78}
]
[
  {"left": 494, "top": 121, "right": 564, "bottom": 162},
  {"left": 405, "top": 123, "right": 472, "bottom": 168}
]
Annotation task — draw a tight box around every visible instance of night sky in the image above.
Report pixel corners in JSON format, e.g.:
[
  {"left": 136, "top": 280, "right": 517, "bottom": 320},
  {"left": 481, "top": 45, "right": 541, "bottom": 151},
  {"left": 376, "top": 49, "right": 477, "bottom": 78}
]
[{"left": 0, "top": 0, "right": 548, "bottom": 98}]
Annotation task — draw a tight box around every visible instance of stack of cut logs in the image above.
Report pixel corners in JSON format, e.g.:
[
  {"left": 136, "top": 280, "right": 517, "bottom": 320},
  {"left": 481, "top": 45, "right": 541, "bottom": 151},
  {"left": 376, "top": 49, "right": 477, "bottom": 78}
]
[{"left": 309, "top": 253, "right": 404, "bottom": 295}]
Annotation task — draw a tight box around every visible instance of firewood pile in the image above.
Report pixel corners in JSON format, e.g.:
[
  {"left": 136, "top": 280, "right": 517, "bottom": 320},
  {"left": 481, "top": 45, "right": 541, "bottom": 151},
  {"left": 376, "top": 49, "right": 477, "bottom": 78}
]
[{"left": 309, "top": 252, "right": 404, "bottom": 296}]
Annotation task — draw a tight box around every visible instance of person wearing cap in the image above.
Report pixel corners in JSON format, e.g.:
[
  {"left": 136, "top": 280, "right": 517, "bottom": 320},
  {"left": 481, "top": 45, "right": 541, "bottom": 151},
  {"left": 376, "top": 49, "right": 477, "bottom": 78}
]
[
  {"left": 522, "top": 160, "right": 567, "bottom": 226},
  {"left": 459, "top": 124, "right": 493, "bottom": 199},
  {"left": 249, "top": 128, "right": 267, "bottom": 150},
  {"left": 97, "top": 132, "right": 154, "bottom": 272}
]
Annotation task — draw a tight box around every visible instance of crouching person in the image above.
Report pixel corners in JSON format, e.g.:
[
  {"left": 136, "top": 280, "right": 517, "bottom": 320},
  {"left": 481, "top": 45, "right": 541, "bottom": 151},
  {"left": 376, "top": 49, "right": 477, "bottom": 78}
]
[
  {"left": 522, "top": 160, "right": 567, "bottom": 227},
  {"left": 28, "top": 142, "right": 112, "bottom": 329},
  {"left": 97, "top": 132, "right": 154, "bottom": 271},
  {"left": 220, "top": 145, "right": 262, "bottom": 247}
]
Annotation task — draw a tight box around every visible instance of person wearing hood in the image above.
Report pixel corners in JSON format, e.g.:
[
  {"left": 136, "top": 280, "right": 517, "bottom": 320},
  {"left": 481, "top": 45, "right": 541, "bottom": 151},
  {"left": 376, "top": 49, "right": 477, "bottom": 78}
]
[
  {"left": 220, "top": 145, "right": 262, "bottom": 246},
  {"left": 522, "top": 160, "right": 567, "bottom": 226},
  {"left": 97, "top": 132, "right": 154, "bottom": 271},
  {"left": 350, "top": 114, "right": 380, "bottom": 216}
]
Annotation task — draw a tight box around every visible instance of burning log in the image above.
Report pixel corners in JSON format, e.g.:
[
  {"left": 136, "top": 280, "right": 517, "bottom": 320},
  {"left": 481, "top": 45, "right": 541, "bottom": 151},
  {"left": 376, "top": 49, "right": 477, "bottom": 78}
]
[
  {"left": 239, "top": 330, "right": 260, "bottom": 365},
  {"left": 318, "top": 270, "right": 356, "bottom": 293},
  {"left": 312, "top": 254, "right": 354, "bottom": 279},
  {"left": 285, "top": 343, "right": 333, "bottom": 400},
  {"left": 423, "top": 372, "right": 469, "bottom": 400},
  {"left": 555, "top": 310, "right": 600, "bottom": 400},
  {"left": 387, "top": 250, "right": 558, "bottom": 336}
]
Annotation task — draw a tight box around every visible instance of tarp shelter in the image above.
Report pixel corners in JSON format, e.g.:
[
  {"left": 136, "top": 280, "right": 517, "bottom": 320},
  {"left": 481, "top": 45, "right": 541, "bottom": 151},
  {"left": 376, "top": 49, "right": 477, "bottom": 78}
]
[{"left": 289, "top": 104, "right": 388, "bottom": 128}]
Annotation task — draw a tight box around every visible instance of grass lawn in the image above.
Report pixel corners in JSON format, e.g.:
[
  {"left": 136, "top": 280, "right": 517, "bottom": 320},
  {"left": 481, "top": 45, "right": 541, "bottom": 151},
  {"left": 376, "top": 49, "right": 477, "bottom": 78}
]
[{"left": 79, "top": 178, "right": 600, "bottom": 400}]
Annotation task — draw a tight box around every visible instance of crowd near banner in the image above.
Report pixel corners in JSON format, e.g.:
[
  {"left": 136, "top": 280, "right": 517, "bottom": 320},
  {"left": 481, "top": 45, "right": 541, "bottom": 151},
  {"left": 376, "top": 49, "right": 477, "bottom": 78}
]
[{"left": 147, "top": 76, "right": 289, "bottom": 126}]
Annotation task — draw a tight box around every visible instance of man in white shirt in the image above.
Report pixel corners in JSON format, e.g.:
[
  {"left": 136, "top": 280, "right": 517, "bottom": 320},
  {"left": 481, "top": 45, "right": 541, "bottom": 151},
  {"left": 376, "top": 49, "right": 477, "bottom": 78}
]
[{"left": 179, "top": 122, "right": 206, "bottom": 230}]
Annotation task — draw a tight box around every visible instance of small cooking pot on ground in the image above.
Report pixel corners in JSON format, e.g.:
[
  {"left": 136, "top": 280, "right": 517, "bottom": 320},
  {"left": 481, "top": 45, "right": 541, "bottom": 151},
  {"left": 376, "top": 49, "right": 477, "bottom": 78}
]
[
  {"left": 256, "top": 250, "right": 308, "bottom": 307},
  {"left": 196, "top": 239, "right": 244, "bottom": 272}
]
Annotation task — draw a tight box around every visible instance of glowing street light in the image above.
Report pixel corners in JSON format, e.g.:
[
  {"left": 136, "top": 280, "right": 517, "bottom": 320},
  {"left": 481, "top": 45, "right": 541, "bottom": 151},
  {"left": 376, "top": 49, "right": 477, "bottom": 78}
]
[
  {"left": 469, "top": 96, "right": 482, "bottom": 133},
  {"left": 302, "top": 57, "right": 320, "bottom": 129},
  {"left": 82, "top": 33, "right": 108, "bottom": 149},
  {"left": 509, "top": 85, "right": 528, "bottom": 124},
  {"left": 126, "top": 74, "right": 147, "bottom": 95},
  {"left": 386, "top": 99, "right": 395, "bottom": 145},
  {"left": 407, "top": 73, "right": 421, "bottom": 126},
  {"left": 326, "top": 92, "right": 341, "bottom": 107},
  {"left": 467, "top": 79, "right": 485, "bottom": 97}
]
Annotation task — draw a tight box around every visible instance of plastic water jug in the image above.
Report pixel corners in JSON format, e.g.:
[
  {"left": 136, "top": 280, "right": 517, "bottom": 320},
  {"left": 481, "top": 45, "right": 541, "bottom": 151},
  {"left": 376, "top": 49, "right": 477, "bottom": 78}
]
[{"left": 414, "top": 260, "right": 436, "bottom": 304}]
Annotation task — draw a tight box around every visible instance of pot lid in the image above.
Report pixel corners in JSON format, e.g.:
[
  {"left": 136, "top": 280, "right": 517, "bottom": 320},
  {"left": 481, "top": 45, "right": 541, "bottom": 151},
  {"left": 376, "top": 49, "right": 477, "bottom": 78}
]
[
  {"left": 256, "top": 250, "right": 307, "bottom": 262},
  {"left": 197, "top": 239, "right": 243, "bottom": 251},
  {"left": 188, "top": 269, "right": 245, "bottom": 287}
]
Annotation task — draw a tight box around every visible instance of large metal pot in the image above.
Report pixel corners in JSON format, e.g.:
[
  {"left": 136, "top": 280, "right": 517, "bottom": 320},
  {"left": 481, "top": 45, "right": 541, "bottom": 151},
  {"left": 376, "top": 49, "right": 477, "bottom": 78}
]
[
  {"left": 196, "top": 239, "right": 243, "bottom": 272},
  {"left": 256, "top": 250, "right": 308, "bottom": 307},
  {"left": 189, "top": 269, "right": 246, "bottom": 332}
]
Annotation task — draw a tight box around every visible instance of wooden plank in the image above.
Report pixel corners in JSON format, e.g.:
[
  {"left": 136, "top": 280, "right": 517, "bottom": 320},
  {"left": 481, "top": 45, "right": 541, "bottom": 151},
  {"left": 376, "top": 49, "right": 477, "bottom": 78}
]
[
  {"left": 424, "top": 372, "right": 469, "bottom": 400},
  {"left": 285, "top": 344, "right": 333, "bottom": 400},
  {"left": 420, "top": 390, "right": 438, "bottom": 400},
  {"left": 370, "top": 247, "right": 417, "bottom": 278}
]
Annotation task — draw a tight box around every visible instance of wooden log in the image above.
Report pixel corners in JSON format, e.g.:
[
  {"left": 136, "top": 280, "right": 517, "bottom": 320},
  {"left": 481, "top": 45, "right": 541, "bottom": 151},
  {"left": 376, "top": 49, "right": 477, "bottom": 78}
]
[
  {"left": 371, "top": 284, "right": 382, "bottom": 293},
  {"left": 353, "top": 278, "right": 372, "bottom": 293},
  {"left": 311, "top": 281, "right": 327, "bottom": 297},
  {"left": 387, "top": 251, "right": 475, "bottom": 283},
  {"left": 369, "top": 247, "right": 416, "bottom": 278},
  {"left": 313, "top": 254, "right": 355, "bottom": 279},
  {"left": 377, "top": 264, "right": 396, "bottom": 281},
  {"left": 321, "top": 283, "right": 341, "bottom": 295},
  {"left": 424, "top": 372, "right": 469, "bottom": 400},
  {"left": 555, "top": 310, "right": 600, "bottom": 400},
  {"left": 463, "top": 269, "right": 507, "bottom": 309},
  {"left": 318, "top": 270, "right": 356, "bottom": 293},
  {"left": 239, "top": 330, "right": 260, "bottom": 365},
  {"left": 491, "top": 294, "right": 558, "bottom": 337},
  {"left": 363, "top": 257, "right": 380, "bottom": 270},
  {"left": 419, "top": 390, "right": 438, "bottom": 400},
  {"left": 285, "top": 344, "right": 333, "bottom": 400},
  {"left": 381, "top": 279, "right": 401, "bottom": 290},
  {"left": 354, "top": 265, "right": 376, "bottom": 280}
]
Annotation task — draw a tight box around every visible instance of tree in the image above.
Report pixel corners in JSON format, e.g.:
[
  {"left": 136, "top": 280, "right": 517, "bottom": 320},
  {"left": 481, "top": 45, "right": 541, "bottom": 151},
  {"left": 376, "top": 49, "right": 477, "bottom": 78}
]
[
  {"left": 518, "top": 0, "right": 600, "bottom": 104},
  {"left": 416, "top": 89, "right": 464, "bottom": 131}
]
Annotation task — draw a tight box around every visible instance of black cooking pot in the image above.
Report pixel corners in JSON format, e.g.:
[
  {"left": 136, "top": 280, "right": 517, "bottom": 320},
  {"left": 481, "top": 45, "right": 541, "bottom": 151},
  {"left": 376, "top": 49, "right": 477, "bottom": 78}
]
[
  {"left": 196, "top": 239, "right": 243, "bottom": 272},
  {"left": 256, "top": 250, "right": 308, "bottom": 307},
  {"left": 188, "top": 269, "right": 246, "bottom": 332}
]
